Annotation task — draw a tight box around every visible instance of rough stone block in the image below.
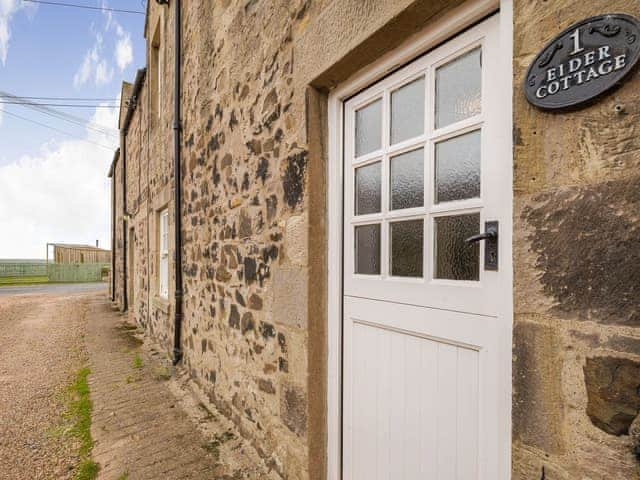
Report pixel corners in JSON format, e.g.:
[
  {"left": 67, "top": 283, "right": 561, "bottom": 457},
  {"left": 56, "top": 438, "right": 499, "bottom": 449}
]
[
  {"left": 584, "top": 356, "right": 640, "bottom": 436},
  {"left": 513, "top": 320, "right": 566, "bottom": 454}
]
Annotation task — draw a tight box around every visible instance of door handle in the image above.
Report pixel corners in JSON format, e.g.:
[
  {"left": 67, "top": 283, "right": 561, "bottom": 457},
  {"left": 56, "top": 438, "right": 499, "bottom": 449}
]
[
  {"left": 465, "top": 227, "right": 497, "bottom": 244},
  {"left": 465, "top": 221, "right": 499, "bottom": 271}
]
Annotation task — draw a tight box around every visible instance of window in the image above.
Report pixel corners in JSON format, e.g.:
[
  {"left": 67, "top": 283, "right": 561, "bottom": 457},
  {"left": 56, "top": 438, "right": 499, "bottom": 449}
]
[
  {"left": 159, "top": 209, "right": 169, "bottom": 298},
  {"left": 150, "top": 20, "right": 162, "bottom": 119}
]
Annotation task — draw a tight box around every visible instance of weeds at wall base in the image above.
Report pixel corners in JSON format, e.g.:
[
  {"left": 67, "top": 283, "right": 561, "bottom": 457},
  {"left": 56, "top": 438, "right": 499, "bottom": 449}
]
[{"left": 61, "top": 367, "right": 99, "bottom": 480}]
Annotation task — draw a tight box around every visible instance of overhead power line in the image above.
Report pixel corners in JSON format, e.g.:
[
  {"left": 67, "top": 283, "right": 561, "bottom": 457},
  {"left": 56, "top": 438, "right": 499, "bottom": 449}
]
[
  {"left": 1, "top": 109, "right": 118, "bottom": 151},
  {"left": 22, "top": 0, "right": 145, "bottom": 15},
  {"left": 0, "top": 91, "right": 119, "bottom": 139},
  {"left": 0, "top": 95, "right": 119, "bottom": 101},
  {"left": 0, "top": 101, "right": 119, "bottom": 108}
]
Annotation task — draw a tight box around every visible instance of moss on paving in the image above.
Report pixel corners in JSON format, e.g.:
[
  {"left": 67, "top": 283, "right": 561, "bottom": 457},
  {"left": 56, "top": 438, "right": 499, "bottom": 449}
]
[
  {"left": 63, "top": 367, "right": 99, "bottom": 480},
  {"left": 132, "top": 354, "right": 143, "bottom": 369}
]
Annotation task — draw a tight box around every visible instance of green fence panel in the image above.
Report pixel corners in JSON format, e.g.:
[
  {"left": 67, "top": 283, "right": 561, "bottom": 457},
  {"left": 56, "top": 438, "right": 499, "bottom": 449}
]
[
  {"left": 47, "top": 264, "right": 109, "bottom": 283},
  {"left": 0, "top": 263, "right": 48, "bottom": 277}
]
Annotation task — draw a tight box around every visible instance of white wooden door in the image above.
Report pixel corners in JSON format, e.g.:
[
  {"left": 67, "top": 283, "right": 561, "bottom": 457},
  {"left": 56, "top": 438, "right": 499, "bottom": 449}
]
[{"left": 342, "top": 15, "right": 509, "bottom": 480}]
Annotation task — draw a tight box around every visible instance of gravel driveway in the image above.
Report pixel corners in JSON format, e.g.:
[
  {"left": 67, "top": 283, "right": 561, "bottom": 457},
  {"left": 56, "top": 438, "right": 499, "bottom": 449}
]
[{"left": 0, "top": 291, "right": 89, "bottom": 479}]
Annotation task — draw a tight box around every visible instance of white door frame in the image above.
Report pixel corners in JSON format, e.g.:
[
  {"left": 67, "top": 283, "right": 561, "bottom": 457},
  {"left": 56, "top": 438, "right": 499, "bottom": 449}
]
[{"left": 326, "top": 1, "right": 513, "bottom": 478}]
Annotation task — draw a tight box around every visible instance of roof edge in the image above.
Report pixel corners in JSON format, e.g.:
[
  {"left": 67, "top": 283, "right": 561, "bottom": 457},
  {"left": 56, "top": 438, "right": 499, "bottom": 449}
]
[
  {"left": 122, "top": 68, "right": 147, "bottom": 134},
  {"left": 107, "top": 148, "right": 120, "bottom": 178}
]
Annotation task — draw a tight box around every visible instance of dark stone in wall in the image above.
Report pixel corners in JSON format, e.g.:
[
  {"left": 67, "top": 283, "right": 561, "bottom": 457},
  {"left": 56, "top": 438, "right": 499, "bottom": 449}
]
[
  {"left": 208, "top": 133, "right": 223, "bottom": 152},
  {"left": 277, "top": 332, "right": 286, "bottom": 353},
  {"left": 248, "top": 294, "right": 263, "bottom": 310},
  {"left": 229, "top": 110, "right": 238, "bottom": 131},
  {"left": 258, "top": 378, "right": 276, "bottom": 394},
  {"left": 239, "top": 209, "right": 252, "bottom": 238},
  {"left": 607, "top": 335, "right": 640, "bottom": 356},
  {"left": 241, "top": 312, "right": 255, "bottom": 335},
  {"left": 280, "top": 383, "right": 307, "bottom": 437},
  {"left": 523, "top": 177, "right": 640, "bottom": 325},
  {"left": 260, "top": 322, "right": 276, "bottom": 340},
  {"left": 584, "top": 356, "right": 640, "bottom": 436},
  {"left": 256, "top": 157, "right": 269, "bottom": 183},
  {"left": 229, "top": 305, "right": 240, "bottom": 330},
  {"left": 244, "top": 257, "right": 257, "bottom": 284},
  {"left": 282, "top": 151, "right": 308, "bottom": 208},
  {"left": 235, "top": 290, "right": 245, "bottom": 307},
  {"left": 266, "top": 195, "right": 278, "bottom": 221},
  {"left": 279, "top": 357, "right": 288, "bottom": 373}
]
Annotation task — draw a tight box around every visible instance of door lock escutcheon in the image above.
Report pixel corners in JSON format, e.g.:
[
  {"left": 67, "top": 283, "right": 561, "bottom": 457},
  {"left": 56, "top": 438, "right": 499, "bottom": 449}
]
[{"left": 465, "top": 221, "right": 499, "bottom": 271}]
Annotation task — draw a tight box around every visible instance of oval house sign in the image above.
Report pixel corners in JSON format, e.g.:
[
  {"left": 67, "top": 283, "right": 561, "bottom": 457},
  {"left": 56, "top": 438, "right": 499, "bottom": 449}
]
[{"left": 525, "top": 13, "right": 640, "bottom": 109}]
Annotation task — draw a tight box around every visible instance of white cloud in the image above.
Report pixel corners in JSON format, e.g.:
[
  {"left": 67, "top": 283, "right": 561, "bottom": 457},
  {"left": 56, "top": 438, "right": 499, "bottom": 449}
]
[
  {"left": 73, "top": 1, "right": 134, "bottom": 87},
  {"left": 95, "top": 58, "right": 114, "bottom": 85},
  {"left": 73, "top": 33, "right": 114, "bottom": 87},
  {"left": 73, "top": 44, "right": 98, "bottom": 87},
  {"left": 115, "top": 33, "right": 133, "bottom": 71},
  {"left": 0, "top": 103, "right": 119, "bottom": 259},
  {"left": 0, "top": 0, "right": 36, "bottom": 64},
  {"left": 0, "top": 0, "right": 30, "bottom": 65}
]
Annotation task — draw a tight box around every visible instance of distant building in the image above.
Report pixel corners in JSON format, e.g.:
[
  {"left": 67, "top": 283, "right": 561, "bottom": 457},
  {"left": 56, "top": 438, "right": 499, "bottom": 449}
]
[{"left": 47, "top": 243, "right": 110, "bottom": 265}]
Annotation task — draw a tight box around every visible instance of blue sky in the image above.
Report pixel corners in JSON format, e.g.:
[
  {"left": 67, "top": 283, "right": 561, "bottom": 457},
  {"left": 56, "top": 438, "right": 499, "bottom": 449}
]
[{"left": 0, "top": 0, "right": 146, "bottom": 258}]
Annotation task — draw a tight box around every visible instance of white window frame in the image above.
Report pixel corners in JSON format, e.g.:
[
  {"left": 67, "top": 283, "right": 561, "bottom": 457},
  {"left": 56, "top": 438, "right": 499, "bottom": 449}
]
[
  {"left": 325, "top": 1, "right": 512, "bottom": 478},
  {"left": 159, "top": 208, "right": 169, "bottom": 299}
]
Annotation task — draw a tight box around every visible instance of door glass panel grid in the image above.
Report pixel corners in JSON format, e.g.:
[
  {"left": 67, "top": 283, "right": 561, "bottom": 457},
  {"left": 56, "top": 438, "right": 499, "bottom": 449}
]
[
  {"left": 350, "top": 77, "right": 428, "bottom": 280},
  {"left": 350, "top": 40, "right": 488, "bottom": 282},
  {"left": 423, "top": 41, "right": 485, "bottom": 283}
]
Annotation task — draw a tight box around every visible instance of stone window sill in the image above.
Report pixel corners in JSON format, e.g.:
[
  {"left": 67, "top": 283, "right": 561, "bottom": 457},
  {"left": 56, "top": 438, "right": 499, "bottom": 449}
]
[{"left": 152, "top": 295, "right": 170, "bottom": 314}]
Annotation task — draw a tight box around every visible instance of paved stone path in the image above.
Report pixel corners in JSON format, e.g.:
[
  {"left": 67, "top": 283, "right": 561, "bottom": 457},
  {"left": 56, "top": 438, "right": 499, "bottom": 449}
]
[
  {"left": 86, "top": 297, "right": 219, "bottom": 479},
  {"left": 86, "top": 295, "right": 280, "bottom": 480}
]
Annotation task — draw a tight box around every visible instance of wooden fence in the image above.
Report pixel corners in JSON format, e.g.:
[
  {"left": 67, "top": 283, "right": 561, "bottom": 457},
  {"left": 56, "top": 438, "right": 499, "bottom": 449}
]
[
  {"left": 47, "top": 264, "right": 109, "bottom": 283},
  {"left": 0, "top": 263, "right": 48, "bottom": 277},
  {"left": 0, "top": 262, "right": 109, "bottom": 282}
]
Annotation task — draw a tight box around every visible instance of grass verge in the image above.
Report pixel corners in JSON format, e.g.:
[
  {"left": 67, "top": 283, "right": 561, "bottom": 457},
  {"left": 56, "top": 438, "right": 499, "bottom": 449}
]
[
  {"left": 67, "top": 367, "right": 99, "bottom": 480},
  {"left": 0, "top": 275, "right": 49, "bottom": 285}
]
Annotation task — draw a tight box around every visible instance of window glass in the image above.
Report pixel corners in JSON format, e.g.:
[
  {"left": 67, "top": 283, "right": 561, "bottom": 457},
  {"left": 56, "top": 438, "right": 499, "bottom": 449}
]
[
  {"left": 434, "top": 213, "right": 480, "bottom": 281},
  {"left": 391, "top": 77, "right": 425, "bottom": 144},
  {"left": 390, "top": 148, "right": 424, "bottom": 210},
  {"left": 355, "top": 224, "right": 381, "bottom": 275},
  {"left": 390, "top": 220, "right": 424, "bottom": 277},
  {"left": 435, "top": 130, "right": 481, "bottom": 203},
  {"left": 435, "top": 48, "right": 481, "bottom": 128},
  {"left": 355, "top": 162, "right": 382, "bottom": 215},
  {"left": 355, "top": 99, "right": 382, "bottom": 157}
]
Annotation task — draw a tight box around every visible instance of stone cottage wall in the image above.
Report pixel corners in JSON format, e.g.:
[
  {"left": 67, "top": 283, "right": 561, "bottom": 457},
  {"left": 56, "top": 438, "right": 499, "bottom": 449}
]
[
  {"left": 512, "top": 1, "right": 640, "bottom": 478},
  {"left": 177, "top": 3, "right": 316, "bottom": 477}
]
